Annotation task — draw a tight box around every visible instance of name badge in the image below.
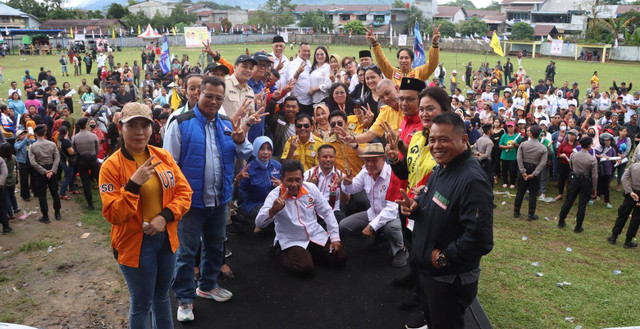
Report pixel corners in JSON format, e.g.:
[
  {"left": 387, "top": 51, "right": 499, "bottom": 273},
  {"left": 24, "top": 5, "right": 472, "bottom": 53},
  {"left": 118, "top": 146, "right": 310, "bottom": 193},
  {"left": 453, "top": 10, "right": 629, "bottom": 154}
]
[{"left": 277, "top": 118, "right": 286, "bottom": 126}]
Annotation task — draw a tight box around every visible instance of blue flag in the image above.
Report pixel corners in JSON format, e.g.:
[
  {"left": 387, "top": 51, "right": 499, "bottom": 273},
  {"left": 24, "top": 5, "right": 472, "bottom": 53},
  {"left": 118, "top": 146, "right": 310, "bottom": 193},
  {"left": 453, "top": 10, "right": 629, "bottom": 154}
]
[
  {"left": 412, "top": 22, "right": 425, "bottom": 68},
  {"left": 160, "top": 35, "right": 171, "bottom": 75}
]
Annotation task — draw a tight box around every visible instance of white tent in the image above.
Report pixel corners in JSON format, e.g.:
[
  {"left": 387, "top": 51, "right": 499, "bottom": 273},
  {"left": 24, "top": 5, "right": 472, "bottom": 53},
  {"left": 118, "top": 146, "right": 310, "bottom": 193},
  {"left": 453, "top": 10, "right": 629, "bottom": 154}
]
[{"left": 137, "top": 24, "right": 162, "bottom": 39}]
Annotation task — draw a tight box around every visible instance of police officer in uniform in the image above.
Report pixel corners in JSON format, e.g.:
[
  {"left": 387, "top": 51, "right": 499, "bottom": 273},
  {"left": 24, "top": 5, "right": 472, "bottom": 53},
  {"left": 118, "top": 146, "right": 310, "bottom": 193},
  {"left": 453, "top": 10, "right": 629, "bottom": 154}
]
[
  {"left": 558, "top": 136, "right": 597, "bottom": 232},
  {"left": 513, "top": 125, "right": 547, "bottom": 220},
  {"left": 607, "top": 158, "right": 640, "bottom": 248}
]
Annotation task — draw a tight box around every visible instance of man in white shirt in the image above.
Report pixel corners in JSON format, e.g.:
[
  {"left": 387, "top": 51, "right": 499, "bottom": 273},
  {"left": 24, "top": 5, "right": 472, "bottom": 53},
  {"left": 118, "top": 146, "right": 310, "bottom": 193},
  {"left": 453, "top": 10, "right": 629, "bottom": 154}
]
[
  {"left": 96, "top": 52, "right": 107, "bottom": 68},
  {"left": 304, "top": 144, "right": 347, "bottom": 222},
  {"left": 287, "top": 42, "right": 313, "bottom": 116},
  {"left": 270, "top": 35, "right": 289, "bottom": 91},
  {"left": 7, "top": 81, "right": 22, "bottom": 98},
  {"left": 340, "top": 143, "right": 408, "bottom": 268},
  {"left": 256, "top": 160, "right": 346, "bottom": 276}
]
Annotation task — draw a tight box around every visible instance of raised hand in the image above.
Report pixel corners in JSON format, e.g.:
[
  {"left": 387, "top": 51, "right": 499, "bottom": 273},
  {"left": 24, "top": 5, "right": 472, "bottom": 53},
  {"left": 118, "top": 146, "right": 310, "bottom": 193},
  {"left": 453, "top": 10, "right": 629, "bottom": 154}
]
[
  {"left": 289, "top": 136, "right": 299, "bottom": 152},
  {"left": 270, "top": 175, "right": 281, "bottom": 187},
  {"left": 432, "top": 24, "right": 442, "bottom": 44},
  {"left": 338, "top": 103, "right": 346, "bottom": 113},
  {"left": 365, "top": 26, "right": 376, "bottom": 43},
  {"left": 395, "top": 189, "right": 418, "bottom": 217},
  {"left": 364, "top": 104, "right": 375, "bottom": 126},
  {"left": 306, "top": 173, "right": 318, "bottom": 185},
  {"left": 342, "top": 169, "right": 354, "bottom": 185},
  {"left": 296, "top": 60, "right": 307, "bottom": 76},
  {"left": 230, "top": 118, "right": 246, "bottom": 144},
  {"left": 235, "top": 163, "right": 250, "bottom": 183},
  {"left": 270, "top": 188, "right": 288, "bottom": 216},
  {"left": 247, "top": 106, "right": 268, "bottom": 126},
  {"left": 202, "top": 40, "right": 218, "bottom": 58},
  {"left": 382, "top": 121, "right": 399, "bottom": 151},
  {"left": 275, "top": 60, "right": 284, "bottom": 72},
  {"left": 130, "top": 155, "right": 162, "bottom": 185}
]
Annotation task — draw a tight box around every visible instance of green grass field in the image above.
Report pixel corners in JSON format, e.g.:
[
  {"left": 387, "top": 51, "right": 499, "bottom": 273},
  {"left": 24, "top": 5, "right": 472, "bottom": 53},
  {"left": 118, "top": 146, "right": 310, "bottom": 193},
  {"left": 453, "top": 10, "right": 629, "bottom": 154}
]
[{"left": 1, "top": 44, "right": 639, "bottom": 328}]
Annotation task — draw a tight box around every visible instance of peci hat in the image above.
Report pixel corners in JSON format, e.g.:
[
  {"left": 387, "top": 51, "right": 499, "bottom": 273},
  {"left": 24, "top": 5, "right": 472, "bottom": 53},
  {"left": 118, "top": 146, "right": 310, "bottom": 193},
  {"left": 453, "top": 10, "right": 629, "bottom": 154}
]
[
  {"left": 204, "top": 62, "right": 230, "bottom": 75},
  {"left": 120, "top": 103, "right": 154, "bottom": 124},
  {"left": 272, "top": 35, "right": 285, "bottom": 44},
  {"left": 360, "top": 143, "right": 385, "bottom": 158},
  {"left": 235, "top": 54, "right": 258, "bottom": 65},
  {"left": 359, "top": 50, "right": 372, "bottom": 59},
  {"left": 400, "top": 77, "right": 426, "bottom": 92}
]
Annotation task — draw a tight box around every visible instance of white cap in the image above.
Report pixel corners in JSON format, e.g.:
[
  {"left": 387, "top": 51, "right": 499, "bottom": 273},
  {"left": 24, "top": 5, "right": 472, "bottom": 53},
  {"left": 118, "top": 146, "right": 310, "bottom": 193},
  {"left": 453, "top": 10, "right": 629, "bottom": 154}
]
[
  {"left": 539, "top": 120, "right": 549, "bottom": 126},
  {"left": 452, "top": 70, "right": 457, "bottom": 74},
  {"left": 517, "top": 119, "right": 526, "bottom": 124},
  {"left": 504, "top": 88, "right": 512, "bottom": 94}
]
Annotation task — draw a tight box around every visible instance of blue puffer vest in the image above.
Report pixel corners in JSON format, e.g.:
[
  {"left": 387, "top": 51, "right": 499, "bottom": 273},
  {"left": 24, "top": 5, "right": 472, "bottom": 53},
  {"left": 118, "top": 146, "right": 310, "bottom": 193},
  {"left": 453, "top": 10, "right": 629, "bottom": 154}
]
[{"left": 174, "top": 104, "right": 236, "bottom": 208}]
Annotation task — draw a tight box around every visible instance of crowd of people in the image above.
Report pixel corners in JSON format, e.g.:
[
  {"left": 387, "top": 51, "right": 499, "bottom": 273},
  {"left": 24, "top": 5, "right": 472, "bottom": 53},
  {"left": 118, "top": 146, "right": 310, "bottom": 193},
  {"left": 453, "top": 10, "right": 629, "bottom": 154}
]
[{"left": 1, "top": 22, "right": 639, "bottom": 329}]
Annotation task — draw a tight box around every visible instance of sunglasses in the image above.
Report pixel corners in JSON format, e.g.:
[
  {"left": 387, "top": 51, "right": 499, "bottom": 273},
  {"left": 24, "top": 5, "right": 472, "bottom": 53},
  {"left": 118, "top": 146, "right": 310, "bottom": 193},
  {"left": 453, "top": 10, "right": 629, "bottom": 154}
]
[
  {"left": 330, "top": 121, "right": 344, "bottom": 127},
  {"left": 296, "top": 123, "right": 310, "bottom": 129}
]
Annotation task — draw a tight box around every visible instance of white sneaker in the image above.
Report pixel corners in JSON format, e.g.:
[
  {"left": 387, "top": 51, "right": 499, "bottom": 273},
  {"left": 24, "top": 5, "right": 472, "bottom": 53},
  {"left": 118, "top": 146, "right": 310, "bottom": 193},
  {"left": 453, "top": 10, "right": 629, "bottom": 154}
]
[
  {"left": 177, "top": 303, "right": 194, "bottom": 322},
  {"left": 196, "top": 286, "right": 233, "bottom": 302}
]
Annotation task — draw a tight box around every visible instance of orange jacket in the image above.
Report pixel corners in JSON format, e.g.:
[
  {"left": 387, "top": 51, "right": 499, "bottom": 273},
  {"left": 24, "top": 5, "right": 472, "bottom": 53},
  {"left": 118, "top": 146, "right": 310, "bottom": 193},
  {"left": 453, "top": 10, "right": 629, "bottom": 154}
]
[{"left": 99, "top": 145, "right": 193, "bottom": 268}]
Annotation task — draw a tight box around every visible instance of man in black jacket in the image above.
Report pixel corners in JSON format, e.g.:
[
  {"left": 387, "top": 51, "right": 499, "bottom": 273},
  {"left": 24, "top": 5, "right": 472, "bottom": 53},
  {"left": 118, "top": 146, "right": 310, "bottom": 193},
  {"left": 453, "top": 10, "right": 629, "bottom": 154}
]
[{"left": 398, "top": 112, "right": 494, "bottom": 329}]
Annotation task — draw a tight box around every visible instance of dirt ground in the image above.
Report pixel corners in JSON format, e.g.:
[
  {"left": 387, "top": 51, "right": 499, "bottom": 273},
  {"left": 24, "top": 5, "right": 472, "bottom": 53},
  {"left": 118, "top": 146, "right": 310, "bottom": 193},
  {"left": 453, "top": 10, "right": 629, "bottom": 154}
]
[{"left": 0, "top": 194, "right": 128, "bottom": 328}]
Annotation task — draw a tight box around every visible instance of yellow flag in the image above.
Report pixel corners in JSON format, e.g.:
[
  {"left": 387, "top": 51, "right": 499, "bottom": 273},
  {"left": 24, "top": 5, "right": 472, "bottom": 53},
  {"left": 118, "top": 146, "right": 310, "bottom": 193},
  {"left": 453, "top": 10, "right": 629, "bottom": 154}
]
[
  {"left": 172, "top": 26, "right": 177, "bottom": 35},
  {"left": 111, "top": 29, "right": 115, "bottom": 39},
  {"left": 70, "top": 27, "right": 74, "bottom": 38},
  {"left": 138, "top": 25, "right": 141, "bottom": 35},
  {"left": 170, "top": 87, "right": 182, "bottom": 110},
  {"left": 490, "top": 31, "right": 504, "bottom": 57}
]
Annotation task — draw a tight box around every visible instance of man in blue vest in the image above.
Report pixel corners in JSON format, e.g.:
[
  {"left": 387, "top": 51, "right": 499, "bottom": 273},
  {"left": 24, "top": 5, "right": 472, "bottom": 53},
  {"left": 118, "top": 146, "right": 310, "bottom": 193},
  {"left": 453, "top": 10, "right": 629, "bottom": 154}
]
[{"left": 164, "top": 76, "right": 252, "bottom": 322}]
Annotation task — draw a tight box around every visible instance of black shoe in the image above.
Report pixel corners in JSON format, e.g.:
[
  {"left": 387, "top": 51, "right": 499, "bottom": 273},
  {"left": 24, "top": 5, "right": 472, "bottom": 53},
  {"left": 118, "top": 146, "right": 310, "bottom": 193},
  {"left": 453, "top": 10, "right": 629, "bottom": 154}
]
[
  {"left": 623, "top": 241, "right": 638, "bottom": 249},
  {"left": 55, "top": 211, "right": 61, "bottom": 220},
  {"left": 399, "top": 293, "right": 421, "bottom": 311},
  {"left": 2, "top": 226, "right": 12, "bottom": 234},
  {"left": 513, "top": 212, "right": 520, "bottom": 218},
  {"left": 527, "top": 215, "right": 539, "bottom": 221},
  {"left": 405, "top": 315, "right": 428, "bottom": 329},
  {"left": 85, "top": 205, "right": 95, "bottom": 211},
  {"left": 226, "top": 222, "right": 245, "bottom": 235},
  {"left": 558, "top": 221, "right": 566, "bottom": 228},
  {"left": 391, "top": 272, "right": 417, "bottom": 288},
  {"left": 39, "top": 217, "right": 51, "bottom": 224},
  {"left": 573, "top": 227, "right": 584, "bottom": 233},
  {"left": 607, "top": 236, "right": 617, "bottom": 245}
]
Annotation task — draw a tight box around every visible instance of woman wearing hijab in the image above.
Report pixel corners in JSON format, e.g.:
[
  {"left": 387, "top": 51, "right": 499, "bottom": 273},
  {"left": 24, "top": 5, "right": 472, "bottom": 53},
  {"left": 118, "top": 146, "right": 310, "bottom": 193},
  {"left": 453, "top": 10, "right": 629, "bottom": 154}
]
[{"left": 235, "top": 136, "right": 281, "bottom": 232}]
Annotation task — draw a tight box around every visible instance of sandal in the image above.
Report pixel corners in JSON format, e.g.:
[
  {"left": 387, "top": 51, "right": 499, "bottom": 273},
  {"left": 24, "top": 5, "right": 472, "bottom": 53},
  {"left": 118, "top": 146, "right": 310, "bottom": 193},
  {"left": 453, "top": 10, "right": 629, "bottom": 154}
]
[
  {"left": 71, "top": 190, "right": 82, "bottom": 195},
  {"left": 61, "top": 195, "right": 71, "bottom": 200}
]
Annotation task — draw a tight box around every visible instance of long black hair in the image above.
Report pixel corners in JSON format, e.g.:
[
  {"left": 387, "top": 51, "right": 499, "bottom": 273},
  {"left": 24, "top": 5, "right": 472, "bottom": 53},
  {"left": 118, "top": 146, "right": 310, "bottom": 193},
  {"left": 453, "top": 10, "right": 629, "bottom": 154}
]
[
  {"left": 326, "top": 82, "right": 355, "bottom": 115},
  {"left": 310, "top": 46, "right": 329, "bottom": 73}
]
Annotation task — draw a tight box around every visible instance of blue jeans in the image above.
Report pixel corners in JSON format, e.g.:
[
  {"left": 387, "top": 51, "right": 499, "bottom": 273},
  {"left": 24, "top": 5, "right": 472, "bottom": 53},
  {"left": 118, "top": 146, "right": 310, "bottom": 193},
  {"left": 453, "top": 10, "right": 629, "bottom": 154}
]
[
  {"left": 5, "top": 184, "right": 18, "bottom": 217},
  {"left": 172, "top": 206, "right": 227, "bottom": 304},
  {"left": 119, "top": 231, "right": 175, "bottom": 329},
  {"left": 59, "top": 161, "right": 76, "bottom": 196}
]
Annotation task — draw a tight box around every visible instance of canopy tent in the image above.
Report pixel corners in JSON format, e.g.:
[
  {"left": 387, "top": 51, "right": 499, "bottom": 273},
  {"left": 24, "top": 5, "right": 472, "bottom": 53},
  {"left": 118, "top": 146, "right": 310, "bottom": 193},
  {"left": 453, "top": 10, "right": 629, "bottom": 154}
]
[
  {"left": 574, "top": 44, "right": 612, "bottom": 63},
  {"left": 137, "top": 24, "right": 162, "bottom": 39}
]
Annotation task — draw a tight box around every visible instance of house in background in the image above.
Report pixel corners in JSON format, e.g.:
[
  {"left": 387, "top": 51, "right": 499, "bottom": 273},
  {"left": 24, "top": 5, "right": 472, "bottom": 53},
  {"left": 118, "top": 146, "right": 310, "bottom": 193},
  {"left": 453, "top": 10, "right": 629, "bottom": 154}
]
[
  {"left": 292, "top": 5, "right": 392, "bottom": 30},
  {"left": 40, "top": 19, "right": 126, "bottom": 35},
  {"left": 128, "top": 0, "right": 178, "bottom": 18},
  {"left": 434, "top": 6, "right": 467, "bottom": 24},
  {"left": 466, "top": 9, "right": 507, "bottom": 33},
  {"left": 0, "top": 3, "right": 41, "bottom": 30}
]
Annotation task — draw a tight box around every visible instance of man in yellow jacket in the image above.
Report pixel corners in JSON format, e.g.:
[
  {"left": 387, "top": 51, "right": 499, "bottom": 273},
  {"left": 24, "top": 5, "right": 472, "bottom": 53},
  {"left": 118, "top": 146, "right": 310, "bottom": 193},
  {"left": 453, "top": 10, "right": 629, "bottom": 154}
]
[{"left": 365, "top": 24, "right": 441, "bottom": 87}]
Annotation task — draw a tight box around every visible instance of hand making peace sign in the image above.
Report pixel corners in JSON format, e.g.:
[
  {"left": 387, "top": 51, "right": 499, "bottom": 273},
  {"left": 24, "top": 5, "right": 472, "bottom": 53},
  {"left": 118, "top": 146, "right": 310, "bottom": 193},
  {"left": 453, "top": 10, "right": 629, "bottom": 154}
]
[
  {"left": 432, "top": 24, "right": 441, "bottom": 44},
  {"left": 230, "top": 118, "right": 246, "bottom": 144},
  {"left": 395, "top": 189, "right": 418, "bottom": 217}
]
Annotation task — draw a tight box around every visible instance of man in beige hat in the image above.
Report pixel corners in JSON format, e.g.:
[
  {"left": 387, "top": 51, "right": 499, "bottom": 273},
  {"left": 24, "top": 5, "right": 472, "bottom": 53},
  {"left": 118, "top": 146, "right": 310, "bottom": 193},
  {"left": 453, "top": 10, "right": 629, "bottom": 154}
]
[{"left": 340, "top": 143, "right": 407, "bottom": 267}]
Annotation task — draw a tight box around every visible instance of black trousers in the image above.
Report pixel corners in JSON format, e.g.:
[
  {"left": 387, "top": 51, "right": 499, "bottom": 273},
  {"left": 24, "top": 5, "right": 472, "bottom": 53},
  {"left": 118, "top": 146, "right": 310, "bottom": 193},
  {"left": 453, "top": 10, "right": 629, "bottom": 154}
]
[
  {"left": 501, "top": 159, "right": 517, "bottom": 186},
  {"left": 18, "top": 162, "right": 31, "bottom": 200},
  {"left": 32, "top": 166, "right": 60, "bottom": 218},
  {"left": 77, "top": 156, "right": 100, "bottom": 207},
  {"left": 558, "top": 176, "right": 592, "bottom": 229},
  {"left": 0, "top": 186, "right": 8, "bottom": 230},
  {"left": 86, "top": 64, "right": 92, "bottom": 75},
  {"left": 421, "top": 275, "right": 478, "bottom": 329},
  {"left": 612, "top": 193, "right": 640, "bottom": 242},
  {"left": 597, "top": 174, "right": 611, "bottom": 203},
  {"left": 557, "top": 162, "right": 571, "bottom": 195},
  {"left": 514, "top": 174, "right": 540, "bottom": 215}
]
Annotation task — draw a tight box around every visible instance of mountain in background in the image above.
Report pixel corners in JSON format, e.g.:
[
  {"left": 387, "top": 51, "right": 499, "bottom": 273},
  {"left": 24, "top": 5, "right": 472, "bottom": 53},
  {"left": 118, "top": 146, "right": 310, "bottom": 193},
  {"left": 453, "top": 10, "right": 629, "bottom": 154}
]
[{"left": 76, "top": 0, "right": 396, "bottom": 11}]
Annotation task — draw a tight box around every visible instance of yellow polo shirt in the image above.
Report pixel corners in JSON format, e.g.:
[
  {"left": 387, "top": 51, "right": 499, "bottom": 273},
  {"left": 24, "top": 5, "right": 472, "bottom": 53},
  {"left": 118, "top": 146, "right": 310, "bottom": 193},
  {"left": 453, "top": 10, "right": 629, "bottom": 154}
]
[
  {"left": 368, "top": 105, "right": 404, "bottom": 137},
  {"left": 325, "top": 135, "right": 363, "bottom": 175},
  {"left": 281, "top": 133, "right": 324, "bottom": 171}
]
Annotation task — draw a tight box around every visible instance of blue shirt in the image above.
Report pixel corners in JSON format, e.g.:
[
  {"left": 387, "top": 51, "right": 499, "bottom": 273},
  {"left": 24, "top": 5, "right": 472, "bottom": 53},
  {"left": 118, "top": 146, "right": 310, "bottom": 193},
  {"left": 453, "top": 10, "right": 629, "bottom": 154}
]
[
  {"left": 240, "top": 159, "right": 281, "bottom": 212},
  {"left": 247, "top": 78, "right": 267, "bottom": 143},
  {"left": 491, "top": 101, "right": 505, "bottom": 112},
  {"left": 14, "top": 138, "right": 34, "bottom": 163}
]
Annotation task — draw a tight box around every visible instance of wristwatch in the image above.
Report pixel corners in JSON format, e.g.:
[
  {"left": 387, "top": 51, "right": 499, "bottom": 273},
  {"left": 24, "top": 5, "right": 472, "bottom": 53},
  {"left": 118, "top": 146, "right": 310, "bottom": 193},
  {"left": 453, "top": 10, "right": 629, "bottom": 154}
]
[{"left": 436, "top": 252, "right": 448, "bottom": 267}]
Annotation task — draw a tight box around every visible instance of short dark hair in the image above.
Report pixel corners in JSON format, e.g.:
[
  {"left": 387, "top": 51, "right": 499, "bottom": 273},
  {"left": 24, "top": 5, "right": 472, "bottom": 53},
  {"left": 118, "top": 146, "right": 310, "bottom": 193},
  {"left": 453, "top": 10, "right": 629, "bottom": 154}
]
[
  {"left": 419, "top": 87, "right": 452, "bottom": 112},
  {"left": 201, "top": 76, "right": 225, "bottom": 91},
  {"left": 295, "top": 113, "right": 312, "bottom": 124},
  {"left": 481, "top": 124, "right": 492, "bottom": 134},
  {"left": 317, "top": 144, "right": 336, "bottom": 156},
  {"left": 77, "top": 117, "right": 89, "bottom": 130},
  {"left": 0, "top": 142, "right": 13, "bottom": 159},
  {"left": 397, "top": 48, "right": 414, "bottom": 60},
  {"left": 184, "top": 74, "right": 202, "bottom": 88},
  {"left": 281, "top": 160, "right": 304, "bottom": 177},
  {"left": 580, "top": 136, "right": 593, "bottom": 149},
  {"left": 299, "top": 42, "right": 310, "bottom": 47},
  {"left": 283, "top": 96, "right": 299, "bottom": 107},
  {"left": 431, "top": 112, "right": 465, "bottom": 135},
  {"left": 328, "top": 110, "right": 347, "bottom": 123}
]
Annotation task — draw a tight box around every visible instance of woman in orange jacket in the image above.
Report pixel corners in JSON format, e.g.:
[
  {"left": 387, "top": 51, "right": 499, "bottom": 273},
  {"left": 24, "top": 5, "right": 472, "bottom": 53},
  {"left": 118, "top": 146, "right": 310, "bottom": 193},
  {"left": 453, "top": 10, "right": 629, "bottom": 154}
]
[{"left": 99, "top": 102, "right": 192, "bottom": 329}]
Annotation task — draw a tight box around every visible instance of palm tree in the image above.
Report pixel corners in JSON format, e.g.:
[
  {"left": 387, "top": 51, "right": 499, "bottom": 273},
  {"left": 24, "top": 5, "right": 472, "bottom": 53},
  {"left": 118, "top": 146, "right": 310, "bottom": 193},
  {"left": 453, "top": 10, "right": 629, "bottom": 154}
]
[{"left": 602, "top": 16, "right": 635, "bottom": 44}]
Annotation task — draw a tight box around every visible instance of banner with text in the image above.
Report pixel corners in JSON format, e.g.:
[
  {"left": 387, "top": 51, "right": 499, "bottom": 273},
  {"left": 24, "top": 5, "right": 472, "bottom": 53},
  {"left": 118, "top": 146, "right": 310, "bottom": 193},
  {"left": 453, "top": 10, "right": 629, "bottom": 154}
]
[
  {"left": 550, "top": 39, "right": 564, "bottom": 55},
  {"left": 184, "top": 27, "right": 210, "bottom": 48}
]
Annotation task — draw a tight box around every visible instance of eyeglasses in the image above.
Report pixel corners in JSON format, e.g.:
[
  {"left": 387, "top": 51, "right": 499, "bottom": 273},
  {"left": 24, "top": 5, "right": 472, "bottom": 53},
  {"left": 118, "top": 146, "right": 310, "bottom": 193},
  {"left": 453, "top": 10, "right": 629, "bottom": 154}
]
[
  {"left": 362, "top": 65, "right": 378, "bottom": 71},
  {"left": 333, "top": 90, "right": 346, "bottom": 96},
  {"left": 296, "top": 123, "right": 310, "bottom": 129},
  {"left": 398, "top": 97, "right": 418, "bottom": 103},
  {"left": 345, "top": 61, "right": 354, "bottom": 67},
  {"left": 330, "top": 121, "right": 344, "bottom": 127}
]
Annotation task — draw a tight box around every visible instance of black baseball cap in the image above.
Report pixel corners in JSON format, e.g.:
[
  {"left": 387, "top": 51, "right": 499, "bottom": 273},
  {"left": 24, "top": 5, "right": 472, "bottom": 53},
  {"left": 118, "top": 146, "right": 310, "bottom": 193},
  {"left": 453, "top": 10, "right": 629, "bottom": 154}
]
[
  {"left": 253, "top": 51, "right": 272, "bottom": 63},
  {"left": 204, "top": 62, "right": 230, "bottom": 75},
  {"left": 235, "top": 54, "right": 258, "bottom": 65}
]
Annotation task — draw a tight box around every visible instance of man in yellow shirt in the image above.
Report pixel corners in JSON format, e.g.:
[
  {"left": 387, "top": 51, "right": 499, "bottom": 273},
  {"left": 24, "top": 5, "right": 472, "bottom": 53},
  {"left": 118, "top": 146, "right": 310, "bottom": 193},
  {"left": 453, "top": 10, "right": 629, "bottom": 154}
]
[
  {"left": 281, "top": 113, "right": 324, "bottom": 171},
  {"left": 365, "top": 25, "right": 440, "bottom": 87},
  {"left": 339, "top": 79, "right": 403, "bottom": 145},
  {"left": 326, "top": 110, "right": 363, "bottom": 175}
]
